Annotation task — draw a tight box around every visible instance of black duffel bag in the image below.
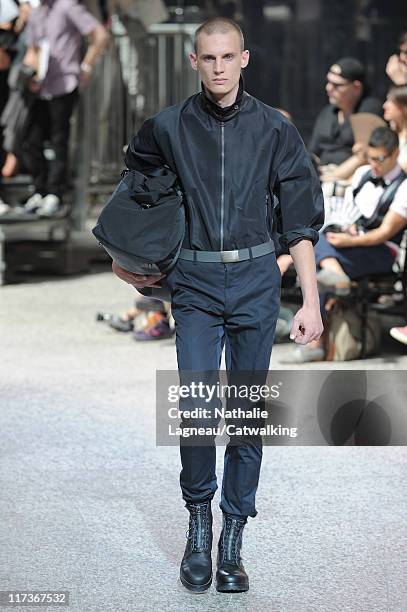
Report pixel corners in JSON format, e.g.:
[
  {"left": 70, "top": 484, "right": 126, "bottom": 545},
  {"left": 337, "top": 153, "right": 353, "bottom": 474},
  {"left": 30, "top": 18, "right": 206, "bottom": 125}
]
[{"left": 92, "top": 167, "right": 185, "bottom": 276}]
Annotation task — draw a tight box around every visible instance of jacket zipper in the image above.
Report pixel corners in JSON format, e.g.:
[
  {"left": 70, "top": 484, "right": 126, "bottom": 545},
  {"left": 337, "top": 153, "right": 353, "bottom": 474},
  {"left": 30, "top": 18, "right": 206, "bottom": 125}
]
[{"left": 220, "top": 122, "right": 225, "bottom": 250}]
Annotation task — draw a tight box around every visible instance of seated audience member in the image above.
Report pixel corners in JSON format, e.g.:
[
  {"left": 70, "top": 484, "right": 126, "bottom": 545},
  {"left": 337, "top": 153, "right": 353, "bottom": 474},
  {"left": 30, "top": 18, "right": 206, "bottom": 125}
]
[
  {"left": 386, "top": 31, "right": 407, "bottom": 86},
  {"left": 284, "top": 127, "right": 407, "bottom": 363},
  {"left": 309, "top": 57, "right": 382, "bottom": 182},
  {"left": 383, "top": 85, "right": 407, "bottom": 172},
  {"left": 316, "top": 127, "right": 407, "bottom": 292},
  {"left": 274, "top": 107, "right": 292, "bottom": 122}
]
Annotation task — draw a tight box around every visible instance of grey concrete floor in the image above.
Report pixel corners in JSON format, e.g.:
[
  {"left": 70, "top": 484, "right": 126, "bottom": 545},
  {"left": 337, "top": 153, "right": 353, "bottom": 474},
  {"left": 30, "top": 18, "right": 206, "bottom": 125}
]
[{"left": 0, "top": 270, "right": 406, "bottom": 612}]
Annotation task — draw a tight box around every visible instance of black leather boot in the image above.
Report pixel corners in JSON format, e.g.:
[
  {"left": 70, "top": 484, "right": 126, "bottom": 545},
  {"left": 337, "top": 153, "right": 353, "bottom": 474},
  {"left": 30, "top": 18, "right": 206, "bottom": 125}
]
[
  {"left": 180, "top": 500, "right": 213, "bottom": 593},
  {"left": 216, "top": 513, "right": 249, "bottom": 592}
]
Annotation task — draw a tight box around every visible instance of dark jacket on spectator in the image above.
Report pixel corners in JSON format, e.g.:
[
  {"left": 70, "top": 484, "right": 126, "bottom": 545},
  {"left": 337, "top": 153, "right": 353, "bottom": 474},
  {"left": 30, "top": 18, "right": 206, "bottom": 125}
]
[{"left": 309, "top": 93, "right": 383, "bottom": 166}]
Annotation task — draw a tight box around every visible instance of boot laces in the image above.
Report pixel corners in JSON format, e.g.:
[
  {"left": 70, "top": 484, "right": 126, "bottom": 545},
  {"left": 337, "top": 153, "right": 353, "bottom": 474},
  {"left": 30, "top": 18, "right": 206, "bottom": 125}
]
[
  {"left": 185, "top": 503, "right": 210, "bottom": 551},
  {"left": 221, "top": 516, "right": 246, "bottom": 563}
]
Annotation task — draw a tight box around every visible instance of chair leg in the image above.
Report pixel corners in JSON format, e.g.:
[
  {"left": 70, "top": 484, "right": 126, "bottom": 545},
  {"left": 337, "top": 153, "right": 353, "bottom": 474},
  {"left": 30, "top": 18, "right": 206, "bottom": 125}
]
[{"left": 360, "top": 296, "right": 369, "bottom": 359}]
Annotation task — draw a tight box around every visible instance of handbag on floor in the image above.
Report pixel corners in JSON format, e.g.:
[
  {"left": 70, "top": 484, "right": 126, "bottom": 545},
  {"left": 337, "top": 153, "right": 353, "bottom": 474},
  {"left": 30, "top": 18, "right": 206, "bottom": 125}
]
[{"left": 325, "top": 300, "right": 381, "bottom": 361}]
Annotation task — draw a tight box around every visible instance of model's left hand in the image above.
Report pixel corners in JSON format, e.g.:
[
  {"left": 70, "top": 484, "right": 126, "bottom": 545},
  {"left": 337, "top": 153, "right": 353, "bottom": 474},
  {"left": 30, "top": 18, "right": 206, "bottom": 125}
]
[
  {"left": 326, "top": 231, "right": 355, "bottom": 248},
  {"left": 289, "top": 305, "right": 324, "bottom": 345}
]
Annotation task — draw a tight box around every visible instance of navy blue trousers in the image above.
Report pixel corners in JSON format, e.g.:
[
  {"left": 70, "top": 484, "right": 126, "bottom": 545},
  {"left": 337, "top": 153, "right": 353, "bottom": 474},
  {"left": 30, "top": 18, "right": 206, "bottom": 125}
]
[
  {"left": 315, "top": 232, "right": 396, "bottom": 314},
  {"left": 165, "top": 252, "right": 281, "bottom": 518},
  {"left": 315, "top": 233, "right": 395, "bottom": 278}
]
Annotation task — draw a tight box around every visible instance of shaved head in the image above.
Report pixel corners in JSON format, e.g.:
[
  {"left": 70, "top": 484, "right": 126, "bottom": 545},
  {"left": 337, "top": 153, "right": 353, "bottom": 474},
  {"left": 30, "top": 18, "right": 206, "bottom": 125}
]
[{"left": 194, "top": 17, "right": 245, "bottom": 54}]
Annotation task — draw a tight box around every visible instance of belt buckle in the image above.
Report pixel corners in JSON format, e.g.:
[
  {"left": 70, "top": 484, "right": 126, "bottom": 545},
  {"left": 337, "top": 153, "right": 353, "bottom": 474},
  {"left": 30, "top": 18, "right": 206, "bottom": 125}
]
[{"left": 220, "top": 249, "right": 240, "bottom": 263}]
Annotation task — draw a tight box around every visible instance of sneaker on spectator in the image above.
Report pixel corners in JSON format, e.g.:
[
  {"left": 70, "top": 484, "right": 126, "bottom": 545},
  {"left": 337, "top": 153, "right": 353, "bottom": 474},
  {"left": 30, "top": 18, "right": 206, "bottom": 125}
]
[
  {"left": 389, "top": 325, "right": 407, "bottom": 346},
  {"left": 316, "top": 268, "right": 351, "bottom": 296},
  {"left": 0, "top": 198, "right": 11, "bottom": 216},
  {"left": 280, "top": 345, "right": 326, "bottom": 363},
  {"left": 23, "top": 192, "right": 43, "bottom": 213},
  {"left": 37, "top": 194, "right": 62, "bottom": 217},
  {"left": 108, "top": 315, "right": 134, "bottom": 332}
]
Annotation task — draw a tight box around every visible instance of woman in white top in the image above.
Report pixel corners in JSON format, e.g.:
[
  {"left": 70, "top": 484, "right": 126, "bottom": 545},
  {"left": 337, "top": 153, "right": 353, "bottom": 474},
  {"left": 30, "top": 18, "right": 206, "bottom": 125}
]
[{"left": 383, "top": 85, "right": 407, "bottom": 172}]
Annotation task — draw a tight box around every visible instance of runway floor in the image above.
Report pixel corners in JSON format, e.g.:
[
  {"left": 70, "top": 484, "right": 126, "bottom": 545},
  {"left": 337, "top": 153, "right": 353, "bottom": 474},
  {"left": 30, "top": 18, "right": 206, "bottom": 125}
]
[{"left": 0, "top": 271, "right": 406, "bottom": 611}]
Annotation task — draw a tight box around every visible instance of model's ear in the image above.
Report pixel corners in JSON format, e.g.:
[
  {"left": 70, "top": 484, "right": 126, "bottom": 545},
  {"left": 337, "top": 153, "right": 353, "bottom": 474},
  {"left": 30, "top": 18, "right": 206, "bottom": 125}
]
[
  {"left": 241, "top": 50, "right": 250, "bottom": 69},
  {"left": 189, "top": 53, "right": 198, "bottom": 71}
]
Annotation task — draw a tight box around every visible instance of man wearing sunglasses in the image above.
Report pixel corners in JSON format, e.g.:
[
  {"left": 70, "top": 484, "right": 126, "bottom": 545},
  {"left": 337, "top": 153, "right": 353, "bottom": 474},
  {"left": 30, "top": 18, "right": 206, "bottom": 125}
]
[
  {"left": 315, "top": 126, "right": 407, "bottom": 295},
  {"left": 309, "top": 57, "right": 382, "bottom": 173}
]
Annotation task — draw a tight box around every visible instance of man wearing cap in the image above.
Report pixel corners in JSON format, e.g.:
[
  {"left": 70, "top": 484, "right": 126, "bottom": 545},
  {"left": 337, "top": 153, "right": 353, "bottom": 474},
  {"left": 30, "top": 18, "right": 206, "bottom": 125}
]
[
  {"left": 309, "top": 57, "right": 382, "bottom": 175},
  {"left": 113, "top": 17, "right": 324, "bottom": 594}
]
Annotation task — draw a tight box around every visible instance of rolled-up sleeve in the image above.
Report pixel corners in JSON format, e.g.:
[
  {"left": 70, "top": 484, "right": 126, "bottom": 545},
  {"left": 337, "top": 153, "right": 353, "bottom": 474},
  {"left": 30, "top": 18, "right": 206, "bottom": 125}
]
[{"left": 271, "top": 121, "right": 324, "bottom": 252}]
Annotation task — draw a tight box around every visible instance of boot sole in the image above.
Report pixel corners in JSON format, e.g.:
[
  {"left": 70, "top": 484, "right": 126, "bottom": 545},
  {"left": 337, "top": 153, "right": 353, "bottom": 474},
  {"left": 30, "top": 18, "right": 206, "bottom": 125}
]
[
  {"left": 180, "top": 573, "right": 212, "bottom": 593},
  {"left": 216, "top": 581, "right": 249, "bottom": 593}
]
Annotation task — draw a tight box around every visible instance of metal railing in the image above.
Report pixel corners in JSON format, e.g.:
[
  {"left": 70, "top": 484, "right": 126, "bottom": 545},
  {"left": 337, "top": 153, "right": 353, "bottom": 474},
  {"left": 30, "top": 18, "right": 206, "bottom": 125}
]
[{"left": 70, "top": 16, "right": 200, "bottom": 231}]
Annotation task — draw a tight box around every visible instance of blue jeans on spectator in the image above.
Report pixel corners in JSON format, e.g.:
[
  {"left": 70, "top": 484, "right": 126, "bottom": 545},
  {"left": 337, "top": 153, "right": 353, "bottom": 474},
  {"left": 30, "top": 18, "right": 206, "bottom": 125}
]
[{"left": 315, "top": 232, "right": 396, "bottom": 314}]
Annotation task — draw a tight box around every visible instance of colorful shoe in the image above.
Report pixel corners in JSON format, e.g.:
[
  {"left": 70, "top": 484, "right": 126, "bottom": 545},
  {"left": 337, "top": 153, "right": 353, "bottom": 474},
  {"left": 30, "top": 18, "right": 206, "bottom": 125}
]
[{"left": 133, "top": 313, "right": 174, "bottom": 341}]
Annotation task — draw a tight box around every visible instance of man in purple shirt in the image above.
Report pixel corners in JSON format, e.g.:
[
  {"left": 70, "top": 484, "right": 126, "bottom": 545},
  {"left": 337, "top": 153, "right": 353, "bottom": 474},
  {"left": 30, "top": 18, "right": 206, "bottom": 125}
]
[{"left": 21, "top": 0, "right": 109, "bottom": 216}]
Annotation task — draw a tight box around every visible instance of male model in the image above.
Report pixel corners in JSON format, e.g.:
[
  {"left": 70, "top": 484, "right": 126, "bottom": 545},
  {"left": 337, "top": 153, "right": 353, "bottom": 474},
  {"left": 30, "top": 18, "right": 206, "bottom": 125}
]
[{"left": 113, "top": 17, "right": 324, "bottom": 594}]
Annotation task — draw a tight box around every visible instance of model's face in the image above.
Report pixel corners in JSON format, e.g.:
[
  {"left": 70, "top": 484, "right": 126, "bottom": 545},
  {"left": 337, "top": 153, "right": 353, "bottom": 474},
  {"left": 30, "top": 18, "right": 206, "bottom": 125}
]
[
  {"left": 367, "top": 145, "right": 399, "bottom": 177},
  {"left": 189, "top": 31, "right": 249, "bottom": 98},
  {"left": 383, "top": 96, "right": 405, "bottom": 125},
  {"left": 325, "top": 71, "right": 360, "bottom": 109}
]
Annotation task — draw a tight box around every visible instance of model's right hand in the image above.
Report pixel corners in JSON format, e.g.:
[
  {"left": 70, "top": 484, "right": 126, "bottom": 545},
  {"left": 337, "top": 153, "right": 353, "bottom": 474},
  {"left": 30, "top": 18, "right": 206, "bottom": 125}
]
[{"left": 112, "top": 261, "right": 165, "bottom": 288}]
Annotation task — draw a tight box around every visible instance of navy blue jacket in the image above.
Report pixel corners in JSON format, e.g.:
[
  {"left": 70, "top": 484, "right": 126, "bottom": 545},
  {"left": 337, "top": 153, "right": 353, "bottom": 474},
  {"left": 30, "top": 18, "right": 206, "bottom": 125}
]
[{"left": 125, "top": 80, "right": 324, "bottom": 253}]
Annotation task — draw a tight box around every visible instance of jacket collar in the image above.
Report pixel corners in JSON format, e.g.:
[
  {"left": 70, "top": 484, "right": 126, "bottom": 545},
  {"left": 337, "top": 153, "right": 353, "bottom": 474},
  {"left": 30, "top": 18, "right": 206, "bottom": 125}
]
[{"left": 199, "top": 75, "right": 246, "bottom": 122}]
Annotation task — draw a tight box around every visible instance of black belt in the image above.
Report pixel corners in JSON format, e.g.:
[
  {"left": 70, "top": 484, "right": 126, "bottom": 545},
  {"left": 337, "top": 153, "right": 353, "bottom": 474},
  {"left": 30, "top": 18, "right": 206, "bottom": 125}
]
[{"left": 178, "top": 240, "right": 275, "bottom": 263}]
